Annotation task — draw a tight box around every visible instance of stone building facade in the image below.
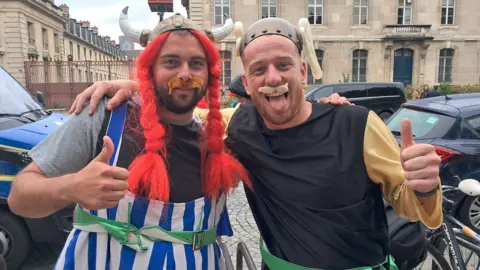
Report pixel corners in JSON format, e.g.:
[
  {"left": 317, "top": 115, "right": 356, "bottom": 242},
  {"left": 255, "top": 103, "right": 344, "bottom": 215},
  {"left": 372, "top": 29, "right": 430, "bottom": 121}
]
[
  {"left": 0, "top": 0, "right": 129, "bottom": 86},
  {"left": 182, "top": 0, "right": 480, "bottom": 87},
  {"left": 60, "top": 4, "right": 130, "bottom": 84},
  {"left": 0, "top": 0, "right": 65, "bottom": 85}
]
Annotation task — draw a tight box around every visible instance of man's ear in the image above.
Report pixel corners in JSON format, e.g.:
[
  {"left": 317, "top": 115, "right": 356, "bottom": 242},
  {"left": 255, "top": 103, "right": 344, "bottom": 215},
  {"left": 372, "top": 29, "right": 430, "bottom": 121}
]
[
  {"left": 300, "top": 60, "right": 307, "bottom": 85},
  {"left": 242, "top": 74, "right": 251, "bottom": 95}
]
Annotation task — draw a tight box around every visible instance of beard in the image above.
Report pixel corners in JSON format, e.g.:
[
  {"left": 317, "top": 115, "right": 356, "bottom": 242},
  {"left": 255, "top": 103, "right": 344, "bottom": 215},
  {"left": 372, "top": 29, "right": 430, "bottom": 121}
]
[{"left": 156, "top": 85, "right": 206, "bottom": 114}]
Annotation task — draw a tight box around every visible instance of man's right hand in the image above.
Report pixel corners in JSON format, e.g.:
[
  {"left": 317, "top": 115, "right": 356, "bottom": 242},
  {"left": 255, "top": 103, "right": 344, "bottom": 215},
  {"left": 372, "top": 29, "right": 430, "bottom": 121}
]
[
  {"left": 69, "top": 136, "right": 129, "bottom": 210},
  {"left": 69, "top": 80, "right": 139, "bottom": 115}
]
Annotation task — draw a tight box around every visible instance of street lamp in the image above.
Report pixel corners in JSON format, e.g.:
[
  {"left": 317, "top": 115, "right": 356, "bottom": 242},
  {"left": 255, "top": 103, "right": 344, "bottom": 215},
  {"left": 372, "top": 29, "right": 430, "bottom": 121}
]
[{"left": 148, "top": 0, "right": 174, "bottom": 21}]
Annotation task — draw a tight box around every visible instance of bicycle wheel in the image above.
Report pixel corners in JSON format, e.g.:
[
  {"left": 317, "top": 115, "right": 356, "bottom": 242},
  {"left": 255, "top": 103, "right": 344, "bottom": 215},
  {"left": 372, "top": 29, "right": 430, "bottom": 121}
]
[{"left": 427, "top": 240, "right": 453, "bottom": 270}]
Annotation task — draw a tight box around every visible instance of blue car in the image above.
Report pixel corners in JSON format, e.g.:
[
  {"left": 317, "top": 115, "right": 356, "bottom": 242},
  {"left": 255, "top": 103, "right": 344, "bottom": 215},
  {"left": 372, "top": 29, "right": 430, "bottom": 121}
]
[
  {"left": 386, "top": 93, "right": 480, "bottom": 231},
  {"left": 0, "top": 66, "right": 73, "bottom": 269}
]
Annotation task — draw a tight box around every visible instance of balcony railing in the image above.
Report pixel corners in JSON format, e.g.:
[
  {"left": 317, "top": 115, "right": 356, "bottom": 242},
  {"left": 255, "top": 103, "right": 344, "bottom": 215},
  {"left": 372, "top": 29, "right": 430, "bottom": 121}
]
[{"left": 383, "top": 24, "right": 432, "bottom": 37}]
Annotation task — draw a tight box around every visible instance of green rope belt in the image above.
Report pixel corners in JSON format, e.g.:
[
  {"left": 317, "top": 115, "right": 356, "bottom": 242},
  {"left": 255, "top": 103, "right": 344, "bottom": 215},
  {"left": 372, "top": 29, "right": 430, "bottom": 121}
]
[
  {"left": 260, "top": 238, "right": 399, "bottom": 270},
  {"left": 73, "top": 205, "right": 217, "bottom": 252}
]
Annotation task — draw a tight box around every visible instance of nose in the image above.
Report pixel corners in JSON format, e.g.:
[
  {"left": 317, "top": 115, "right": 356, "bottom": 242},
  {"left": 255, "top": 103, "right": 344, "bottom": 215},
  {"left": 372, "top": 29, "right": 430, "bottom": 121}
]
[
  {"left": 264, "top": 64, "right": 283, "bottom": 87},
  {"left": 177, "top": 62, "right": 192, "bottom": 81}
]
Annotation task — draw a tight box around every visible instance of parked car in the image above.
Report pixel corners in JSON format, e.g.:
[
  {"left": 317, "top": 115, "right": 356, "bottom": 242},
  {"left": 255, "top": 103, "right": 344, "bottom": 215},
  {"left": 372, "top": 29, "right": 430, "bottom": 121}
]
[
  {"left": 0, "top": 254, "right": 5, "bottom": 270},
  {"left": 305, "top": 82, "right": 407, "bottom": 122},
  {"left": 386, "top": 93, "right": 480, "bottom": 231},
  {"left": 0, "top": 66, "right": 73, "bottom": 269}
]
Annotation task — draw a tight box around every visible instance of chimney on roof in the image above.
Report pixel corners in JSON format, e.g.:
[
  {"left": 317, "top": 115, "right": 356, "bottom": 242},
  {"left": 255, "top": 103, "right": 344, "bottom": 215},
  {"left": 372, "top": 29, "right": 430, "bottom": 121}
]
[
  {"left": 59, "top": 4, "right": 69, "bottom": 15},
  {"left": 80, "top": 20, "right": 91, "bottom": 28},
  {"left": 92, "top": 26, "right": 98, "bottom": 34}
]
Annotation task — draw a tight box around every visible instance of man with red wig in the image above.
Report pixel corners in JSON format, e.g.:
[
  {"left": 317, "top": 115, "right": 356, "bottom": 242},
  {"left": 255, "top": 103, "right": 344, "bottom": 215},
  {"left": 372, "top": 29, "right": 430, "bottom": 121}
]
[{"left": 8, "top": 11, "right": 250, "bottom": 269}]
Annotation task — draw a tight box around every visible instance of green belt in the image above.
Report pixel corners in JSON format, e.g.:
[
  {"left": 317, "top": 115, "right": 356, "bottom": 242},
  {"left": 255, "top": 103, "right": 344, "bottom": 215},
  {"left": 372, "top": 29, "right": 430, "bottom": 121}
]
[
  {"left": 73, "top": 205, "right": 217, "bottom": 252},
  {"left": 260, "top": 238, "right": 399, "bottom": 270}
]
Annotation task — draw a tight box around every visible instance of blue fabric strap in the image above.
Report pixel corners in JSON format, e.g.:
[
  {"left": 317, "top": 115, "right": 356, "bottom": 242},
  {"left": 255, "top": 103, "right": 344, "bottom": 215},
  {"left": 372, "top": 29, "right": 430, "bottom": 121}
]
[{"left": 105, "top": 102, "right": 127, "bottom": 166}]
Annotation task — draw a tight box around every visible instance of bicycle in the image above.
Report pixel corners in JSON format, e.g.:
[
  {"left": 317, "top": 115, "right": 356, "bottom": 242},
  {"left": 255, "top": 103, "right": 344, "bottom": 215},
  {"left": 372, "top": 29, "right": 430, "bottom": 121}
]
[
  {"left": 221, "top": 242, "right": 257, "bottom": 270},
  {"left": 422, "top": 178, "right": 480, "bottom": 270}
]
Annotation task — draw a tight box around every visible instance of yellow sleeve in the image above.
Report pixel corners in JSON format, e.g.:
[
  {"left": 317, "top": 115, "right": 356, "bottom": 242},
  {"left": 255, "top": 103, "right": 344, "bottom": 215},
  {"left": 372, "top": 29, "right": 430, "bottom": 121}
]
[
  {"left": 193, "top": 105, "right": 239, "bottom": 139},
  {"left": 364, "top": 111, "right": 442, "bottom": 229}
]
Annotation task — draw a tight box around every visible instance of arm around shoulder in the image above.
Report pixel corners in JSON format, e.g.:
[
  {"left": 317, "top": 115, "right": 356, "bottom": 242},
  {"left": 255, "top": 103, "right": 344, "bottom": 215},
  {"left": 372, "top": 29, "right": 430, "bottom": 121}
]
[
  {"left": 363, "top": 111, "right": 442, "bottom": 229},
  {"left": 193, "top": 106, "right": 237, "bottom": 137}
]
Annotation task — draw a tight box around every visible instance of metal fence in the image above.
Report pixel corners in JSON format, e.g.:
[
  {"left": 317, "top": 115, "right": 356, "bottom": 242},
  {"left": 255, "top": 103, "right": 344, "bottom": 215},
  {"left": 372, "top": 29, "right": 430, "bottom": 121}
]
[
  {"left": 24, "top": 60, "right": 136, "bottom": 109},
  {"left": 24, "top": 60, "right": 235, "bottom": 110}
]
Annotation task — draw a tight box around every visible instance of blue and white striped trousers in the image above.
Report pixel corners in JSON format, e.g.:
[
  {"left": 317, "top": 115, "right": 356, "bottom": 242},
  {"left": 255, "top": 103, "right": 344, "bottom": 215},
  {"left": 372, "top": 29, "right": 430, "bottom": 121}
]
[{"left": 54, "top": 192, "right": 228, "bottom": 270}]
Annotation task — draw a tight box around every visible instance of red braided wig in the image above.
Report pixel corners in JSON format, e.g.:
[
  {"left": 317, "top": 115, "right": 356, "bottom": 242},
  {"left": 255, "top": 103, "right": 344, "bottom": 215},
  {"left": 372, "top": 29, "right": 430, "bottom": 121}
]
[
  {"left": 127, "top": 29, "right": 251, "bottom": 201},
  {"left": 196, "top": 97, "right": 208, "bottom": 109}
]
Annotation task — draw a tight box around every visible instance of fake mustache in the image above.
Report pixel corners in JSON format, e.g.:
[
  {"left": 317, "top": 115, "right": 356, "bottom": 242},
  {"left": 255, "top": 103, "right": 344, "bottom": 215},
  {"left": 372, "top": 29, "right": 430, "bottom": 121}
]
[
  {"left": 167, "top": 77, "right": 205, "bottom": 95},
  {"left": 258, "top": 83, "right": 289, "bottom": 96}
]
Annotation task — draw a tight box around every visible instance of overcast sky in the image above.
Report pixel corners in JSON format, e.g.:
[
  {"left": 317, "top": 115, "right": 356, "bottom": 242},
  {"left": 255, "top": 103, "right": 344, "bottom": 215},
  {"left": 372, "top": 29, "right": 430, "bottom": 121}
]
[{"left": 56, "top": 0, "right": 187, "bottom": 49}]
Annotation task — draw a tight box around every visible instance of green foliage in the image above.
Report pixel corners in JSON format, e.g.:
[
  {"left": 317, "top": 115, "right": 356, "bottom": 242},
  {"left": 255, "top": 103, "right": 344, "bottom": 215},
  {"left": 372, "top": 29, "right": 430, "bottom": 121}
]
[
  {"left": 436, "top": 83, "right": 480, "bottom": 94},
  {"left": 406, "top": 84, "right": 480, "bottom": 100},
  {"left": 338, "top": 73, "right": 351, "bottom": 83}
]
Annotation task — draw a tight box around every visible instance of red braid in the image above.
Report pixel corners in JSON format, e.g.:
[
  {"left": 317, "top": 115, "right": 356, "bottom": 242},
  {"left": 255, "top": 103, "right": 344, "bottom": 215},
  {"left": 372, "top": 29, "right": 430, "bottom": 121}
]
[
  {"left": 189, "top": 30, "right": 252, "bottom": 198},
  {"left": 128, "top": 32, "right": 172, "bottom": 201},
  {"left": 197, "top": 97, "right": 208, "bottom": 109}
]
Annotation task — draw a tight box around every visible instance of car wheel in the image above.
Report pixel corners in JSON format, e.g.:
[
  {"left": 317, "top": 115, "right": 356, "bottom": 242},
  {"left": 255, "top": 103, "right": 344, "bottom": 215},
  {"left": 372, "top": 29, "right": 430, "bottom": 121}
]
[
  {"left": 458, "top": 195, "right": 480, "bottom": 233},
  {"left": 378, "top": 112, "right": 393, "bottom": 122},
  {"left": 0, "top": 209, "right": 32, "bottom": 270}
]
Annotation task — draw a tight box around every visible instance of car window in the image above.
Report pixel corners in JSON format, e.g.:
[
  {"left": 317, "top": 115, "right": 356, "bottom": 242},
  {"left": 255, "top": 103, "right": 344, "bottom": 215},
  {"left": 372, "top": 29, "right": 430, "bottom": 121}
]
[
  {"left": 0, "top": 67, "right": 44, "bottom": 115},
  {"left": 312, "top": 86, "right": 334, "bottom": 101},
  {"left": 386, "top": 108, "right": 457, "bottom": 139},
  {"left": 368, "top": 85, "right": 401, "bottom": 97},
  {"left": 336, "top": 84, "right": 367, "bottom": 98},
  {"left": 467, "top": 116, "right": 480, "bottom": 135}
]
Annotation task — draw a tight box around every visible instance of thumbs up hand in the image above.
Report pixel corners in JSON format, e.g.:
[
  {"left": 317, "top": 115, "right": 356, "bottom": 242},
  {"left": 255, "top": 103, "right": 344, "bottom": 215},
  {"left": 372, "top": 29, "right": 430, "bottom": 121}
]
[
  {"left": 68, "top": 136, "right": 129, "bottom": 210},
  {"left": 400, "top": 119, "right": 442, "bottom": 193}
]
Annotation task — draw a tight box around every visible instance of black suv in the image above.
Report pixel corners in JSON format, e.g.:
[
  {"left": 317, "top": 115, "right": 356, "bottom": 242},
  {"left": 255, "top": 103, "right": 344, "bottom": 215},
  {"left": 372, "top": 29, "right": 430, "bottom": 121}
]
[{"left": 305, "top": 82, "right": 407, "bottom": 122}]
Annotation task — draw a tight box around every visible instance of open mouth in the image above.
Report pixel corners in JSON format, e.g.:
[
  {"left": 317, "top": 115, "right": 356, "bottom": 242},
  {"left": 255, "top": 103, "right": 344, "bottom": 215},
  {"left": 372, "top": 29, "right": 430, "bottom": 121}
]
[
  {"left": 265, "top": 91, "right": 289, "bottom": 102},
  {"left": 258, "top": 84, "right": 289, "bottom": 111}
]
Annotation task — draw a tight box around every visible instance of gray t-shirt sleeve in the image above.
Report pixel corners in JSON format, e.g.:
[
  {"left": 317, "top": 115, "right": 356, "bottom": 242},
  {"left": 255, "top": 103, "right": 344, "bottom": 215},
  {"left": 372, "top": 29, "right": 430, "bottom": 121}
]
[{"left": 28, "top": 98, "right": 108, "bottom": 177}]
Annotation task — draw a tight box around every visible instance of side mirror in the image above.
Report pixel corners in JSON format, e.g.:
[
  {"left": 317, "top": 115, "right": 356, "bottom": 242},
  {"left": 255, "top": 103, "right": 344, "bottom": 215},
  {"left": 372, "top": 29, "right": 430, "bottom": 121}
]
[
  {"left": 36, "top": 91, "right": 45, "bottom": 107},
  {"left": 459, "top": 179, "right": 480, "bottom": 196}
]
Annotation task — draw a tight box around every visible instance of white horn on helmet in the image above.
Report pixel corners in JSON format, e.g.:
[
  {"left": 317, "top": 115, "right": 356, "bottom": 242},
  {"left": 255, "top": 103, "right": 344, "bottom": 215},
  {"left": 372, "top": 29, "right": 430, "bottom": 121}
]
[
  {"left": 298, "top": 18, "right": 323, "bottom": 80},
  {"left": 119, "top": 6, "right": 148, "bottom": 44},
  {"left": 233, "top": 21, "right": 244, "bottom": 57},
  {"left": 210, "top": 14, "right": 234, "bottom": 41}
]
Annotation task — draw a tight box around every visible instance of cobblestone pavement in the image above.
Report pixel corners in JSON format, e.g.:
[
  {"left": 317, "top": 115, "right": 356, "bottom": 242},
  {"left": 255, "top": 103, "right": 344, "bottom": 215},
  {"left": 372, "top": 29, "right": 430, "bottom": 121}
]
[{"left": 222, "top": 184, "right": 262, "bottom": 269}]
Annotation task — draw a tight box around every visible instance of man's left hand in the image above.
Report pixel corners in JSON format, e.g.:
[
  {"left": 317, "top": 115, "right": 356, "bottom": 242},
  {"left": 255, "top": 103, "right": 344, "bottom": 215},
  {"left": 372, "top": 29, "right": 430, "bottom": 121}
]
[
  {"left": 317, "top": 93, "right": 354, "bottom": 106},
  {"left": 400, "top": 118, "right": 441, "bottom": 193}
]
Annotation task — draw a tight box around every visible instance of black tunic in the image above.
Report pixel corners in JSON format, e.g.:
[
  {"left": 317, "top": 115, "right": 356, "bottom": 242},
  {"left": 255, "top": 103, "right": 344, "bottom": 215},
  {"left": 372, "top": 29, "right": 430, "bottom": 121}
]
[
  {"left": 225, "top": 103, "right": 389, "bottom": 269},
  {"left": 97, "top": 104, "right": 204, "bottom": 203}
]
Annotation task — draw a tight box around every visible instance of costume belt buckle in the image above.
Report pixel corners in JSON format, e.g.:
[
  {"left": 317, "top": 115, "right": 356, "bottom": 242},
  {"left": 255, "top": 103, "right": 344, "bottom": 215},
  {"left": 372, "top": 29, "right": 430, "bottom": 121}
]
[{"left": 192, "top": 231, "right": 205, "bottom": 251}]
